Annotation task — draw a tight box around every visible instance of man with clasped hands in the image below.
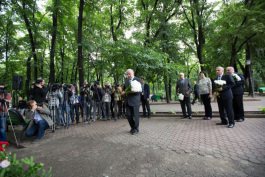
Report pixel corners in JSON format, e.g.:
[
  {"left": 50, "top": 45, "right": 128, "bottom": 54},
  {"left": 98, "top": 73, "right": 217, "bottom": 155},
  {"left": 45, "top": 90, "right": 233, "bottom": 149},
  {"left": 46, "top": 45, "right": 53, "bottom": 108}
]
[
  {"left": 214, "top": 66, "right": 235, "bottom": 128},
  {"left": 176, "top": 73, "right": 193, "bottom": 119},
  {"left": 123, "top": 69, "right": 142, "bottom": 135}
]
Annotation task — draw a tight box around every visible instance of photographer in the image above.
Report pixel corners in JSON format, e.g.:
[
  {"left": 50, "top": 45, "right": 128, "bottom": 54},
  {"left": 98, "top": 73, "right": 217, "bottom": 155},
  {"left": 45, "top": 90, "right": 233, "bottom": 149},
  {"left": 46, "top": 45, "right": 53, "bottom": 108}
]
[
  {"left": 91, "top": 81, "right": 104, "bottom": 121},
  {"left": 61, "top": 84, "right": 71, "bottom": 126},
  {"left": 102, "top": 83, "right": 111, "bottom": 120},
  {"left": 0, "top": 84, "right": 11, "bottom": 148},
  {"left": 29, "top": 78, "right": 46, "bottom": 105},
  {"left": 112, "top": 84, "right": 123, "bottom": 119},
  {"left": 80, "top": 83, "right": 92, "bottom": 123},
  {"left": 25, "top": 100, "right": 53, "bottom": 141},
  {"left": 47, "top": 84, "right": 63, "bottom": 127}
]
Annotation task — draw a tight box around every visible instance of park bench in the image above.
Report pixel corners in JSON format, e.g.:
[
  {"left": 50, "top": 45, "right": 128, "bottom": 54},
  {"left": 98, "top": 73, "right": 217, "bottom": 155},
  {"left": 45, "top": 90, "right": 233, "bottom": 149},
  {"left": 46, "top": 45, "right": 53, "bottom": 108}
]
[
  {"left": 258, "top": 87, "right": 265, "bottom": 95},
  {"left": 7, "top": 108, "right": 30, "bottom": 146}
]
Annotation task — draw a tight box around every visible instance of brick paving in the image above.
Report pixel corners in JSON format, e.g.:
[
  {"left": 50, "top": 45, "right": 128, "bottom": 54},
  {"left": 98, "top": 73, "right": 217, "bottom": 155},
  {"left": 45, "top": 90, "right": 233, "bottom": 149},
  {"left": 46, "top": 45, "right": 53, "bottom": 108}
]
[{"left": 8, "top": 95, "right": 265, "bottom": 177}]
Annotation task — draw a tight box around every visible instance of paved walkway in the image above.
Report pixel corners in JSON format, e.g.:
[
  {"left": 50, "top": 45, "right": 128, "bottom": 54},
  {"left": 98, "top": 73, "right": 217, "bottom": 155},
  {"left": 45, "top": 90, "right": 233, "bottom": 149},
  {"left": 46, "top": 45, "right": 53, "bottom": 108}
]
[{"left": 9, "top": 95, "right": 265, "bottom": 177}]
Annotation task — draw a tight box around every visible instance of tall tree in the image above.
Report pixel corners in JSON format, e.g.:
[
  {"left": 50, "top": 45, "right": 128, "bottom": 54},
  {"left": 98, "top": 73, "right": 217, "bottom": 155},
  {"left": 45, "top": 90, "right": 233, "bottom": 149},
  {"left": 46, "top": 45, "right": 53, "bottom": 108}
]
[
  {"left": 49, "top": 0, "right": 60, "bottom": 84},
  {"left": 77, "top": 0, "right": 85, "bottom": 87}
]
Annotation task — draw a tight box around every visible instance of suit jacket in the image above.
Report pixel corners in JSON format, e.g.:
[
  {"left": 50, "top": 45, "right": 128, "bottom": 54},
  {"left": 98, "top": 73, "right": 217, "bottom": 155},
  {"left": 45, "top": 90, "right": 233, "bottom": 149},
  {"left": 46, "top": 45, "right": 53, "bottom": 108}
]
[
  {"left": 25, "top": 105, "right": 53, "bottom": 129},
  {"left": 176, "top": 78, "right": 192, "bottom": 97},
  {"left": 214, "top": 74, "right": 235, "bottom": 100},
  {"left": 231, "top": 73, "right": 244, "bottom": 95},
  {"left": 124, "top": 77, "right": 141, "bottom": 106},
  {"left": 141, "top": 83, "right": 150, "bottom": 100}
]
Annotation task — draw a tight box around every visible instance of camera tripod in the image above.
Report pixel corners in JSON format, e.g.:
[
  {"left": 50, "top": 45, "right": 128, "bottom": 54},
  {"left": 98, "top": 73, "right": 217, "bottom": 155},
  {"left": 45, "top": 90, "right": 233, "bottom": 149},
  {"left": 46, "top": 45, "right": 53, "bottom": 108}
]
[
  {"left": 49, "top": 94, "right": 67, "bottom": 131},
  {"left": 1, "top": 100, "right": 24, "bottom": 148}
]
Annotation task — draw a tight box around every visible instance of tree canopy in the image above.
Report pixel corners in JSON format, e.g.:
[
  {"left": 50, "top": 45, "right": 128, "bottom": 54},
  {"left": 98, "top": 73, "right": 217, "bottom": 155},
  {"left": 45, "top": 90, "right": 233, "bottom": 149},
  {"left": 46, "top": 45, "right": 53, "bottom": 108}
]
[{"left": 0, "top": 0, "right": 264, "bottom": 100}]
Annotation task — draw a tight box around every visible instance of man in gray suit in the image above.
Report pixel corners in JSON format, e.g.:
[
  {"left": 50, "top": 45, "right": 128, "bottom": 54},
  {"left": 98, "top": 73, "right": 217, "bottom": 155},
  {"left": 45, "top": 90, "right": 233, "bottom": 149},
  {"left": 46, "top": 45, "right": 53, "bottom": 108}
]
[
  {"left": 176, "top": 73, "right": 193, "bottom": 119},
  {"left": 124, "top": 69, "right": 141, "bottom": 135}
]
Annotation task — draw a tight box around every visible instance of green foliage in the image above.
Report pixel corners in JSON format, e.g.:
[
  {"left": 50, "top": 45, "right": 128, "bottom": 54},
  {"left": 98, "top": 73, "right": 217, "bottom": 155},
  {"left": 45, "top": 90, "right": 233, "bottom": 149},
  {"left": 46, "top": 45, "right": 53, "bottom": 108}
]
[
  {"left": 0, "top": 146, "right": 52, "bottom": 177},
  {"left": 0, "top": 0, "right": 265, "bottom": 96},
  {"left": 260, "top": 107, "right": 265, "bottom": 114}
]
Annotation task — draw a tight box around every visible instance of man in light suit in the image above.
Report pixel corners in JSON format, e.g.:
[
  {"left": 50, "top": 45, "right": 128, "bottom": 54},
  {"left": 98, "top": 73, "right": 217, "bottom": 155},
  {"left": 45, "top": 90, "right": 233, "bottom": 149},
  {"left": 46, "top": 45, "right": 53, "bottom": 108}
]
[
  {"left": 214, "top": 66, "right": 235, "bottom": 128},
  {"left": 176, "top": 73, "right": 193, "bottom": 119},
  {"left": 124, "top": 69, "right": 141, "bottom": 135}
]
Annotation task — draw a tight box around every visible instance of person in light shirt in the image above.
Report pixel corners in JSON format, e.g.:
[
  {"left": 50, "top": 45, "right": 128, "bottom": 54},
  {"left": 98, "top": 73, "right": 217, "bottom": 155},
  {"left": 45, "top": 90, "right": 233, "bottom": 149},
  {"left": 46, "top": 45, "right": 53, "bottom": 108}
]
[{"left": 198, "top": 72, "right": 212, "bottom": 120}]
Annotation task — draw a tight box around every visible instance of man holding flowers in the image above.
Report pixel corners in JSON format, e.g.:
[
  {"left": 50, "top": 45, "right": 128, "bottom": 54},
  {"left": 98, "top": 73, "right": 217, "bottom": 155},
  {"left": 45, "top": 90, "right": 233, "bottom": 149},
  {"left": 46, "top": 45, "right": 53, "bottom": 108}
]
[
  {"left": 214, "top": 66, "right": 235, "bottom": 128},
  {"left": 123, "top": 69, "right": 142, "bottom": 135}
]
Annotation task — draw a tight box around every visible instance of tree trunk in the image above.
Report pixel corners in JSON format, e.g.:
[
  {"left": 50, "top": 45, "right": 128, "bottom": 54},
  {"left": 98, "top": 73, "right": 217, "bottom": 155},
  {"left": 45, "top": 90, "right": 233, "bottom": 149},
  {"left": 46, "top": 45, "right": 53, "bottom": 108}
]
[
  {"left": 49, "top": 0, "right": 59, "bottom": 84},
  {"left": 169, "top": 78, "right": 172, "bottom": 101},
  {"left": 26, "top": 56, "right": 32, "bottom": 98},
  {"left": 22, "top": 1, "right": 38, "bottom": 81},
  {"left": 245, "top": 42, "right": 254, "bottom": 97},
  {"left": 77, "top": 0, "right": 85, "bottom": 88},
  {"left": 60, "top": 46, "right": 65, "bottom": 83},
  {"left": 4, "top": 22, "right": 9, "bottom": 82},
  {"left": 230, "top": 41, "right": 238, "bottom": 71}
]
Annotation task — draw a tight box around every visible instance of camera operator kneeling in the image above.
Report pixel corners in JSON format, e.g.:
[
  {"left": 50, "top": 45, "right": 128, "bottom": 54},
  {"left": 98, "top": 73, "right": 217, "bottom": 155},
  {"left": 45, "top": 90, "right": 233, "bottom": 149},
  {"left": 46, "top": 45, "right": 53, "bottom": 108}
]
[{"left": 25, "top": 100, "right": 54, "bottom": 142}]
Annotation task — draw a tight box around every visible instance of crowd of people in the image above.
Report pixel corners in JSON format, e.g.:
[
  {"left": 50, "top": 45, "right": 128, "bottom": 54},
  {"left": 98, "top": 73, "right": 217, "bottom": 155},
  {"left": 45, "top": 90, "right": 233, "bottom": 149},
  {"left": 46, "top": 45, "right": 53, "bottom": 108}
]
[
  {"left": 0, "top": 66, "right": 245, "bottom": 145},
  {"left": 9, "top": 72, "right": 150, "bottom": 141}
]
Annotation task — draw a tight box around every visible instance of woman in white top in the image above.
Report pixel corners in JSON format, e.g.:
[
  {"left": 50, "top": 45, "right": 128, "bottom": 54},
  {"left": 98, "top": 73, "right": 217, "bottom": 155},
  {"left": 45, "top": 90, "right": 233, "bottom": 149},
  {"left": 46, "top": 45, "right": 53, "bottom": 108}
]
[{"left": 198, "top": 72, "right": 212, "bottom": 120}]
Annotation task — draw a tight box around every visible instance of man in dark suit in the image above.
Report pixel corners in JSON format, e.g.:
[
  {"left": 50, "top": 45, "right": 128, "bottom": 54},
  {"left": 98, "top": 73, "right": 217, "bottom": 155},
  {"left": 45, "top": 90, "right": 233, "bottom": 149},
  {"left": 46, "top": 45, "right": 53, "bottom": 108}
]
[
  {"left": 176, "top": 73, "right": 193, "bottom": 119},
  {"left": 124, "top": 69, "right": 142, "bottom": 135},
  {"left": 214, "top": 66, "right": 235, "bottom": 128},
  {"left": 141, "top": 77, "right": 151, "bottom": 118},
  {"left": 226, "top": 66, "right": 245, "bottom": 122}
]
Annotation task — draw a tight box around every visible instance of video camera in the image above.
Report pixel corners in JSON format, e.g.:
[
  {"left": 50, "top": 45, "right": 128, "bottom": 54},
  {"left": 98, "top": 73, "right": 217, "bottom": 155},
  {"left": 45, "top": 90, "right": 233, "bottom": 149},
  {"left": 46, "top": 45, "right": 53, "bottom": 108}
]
[
  {"left": 50, "top": 83, "right": 61, "bottom": 92},
  {"left": 0, "top": 86, "right": 6, "bottom": 94}
]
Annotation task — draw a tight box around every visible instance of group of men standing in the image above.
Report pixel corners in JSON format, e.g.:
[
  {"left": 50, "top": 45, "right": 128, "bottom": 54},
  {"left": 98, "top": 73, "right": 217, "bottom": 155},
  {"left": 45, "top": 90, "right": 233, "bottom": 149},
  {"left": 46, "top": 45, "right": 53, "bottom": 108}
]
[
  {"left": 215, "top": 66, "right": 245, "bottom": 128},
  {"left": 175, "top": 66, "right": 245, "bottom": 128}
]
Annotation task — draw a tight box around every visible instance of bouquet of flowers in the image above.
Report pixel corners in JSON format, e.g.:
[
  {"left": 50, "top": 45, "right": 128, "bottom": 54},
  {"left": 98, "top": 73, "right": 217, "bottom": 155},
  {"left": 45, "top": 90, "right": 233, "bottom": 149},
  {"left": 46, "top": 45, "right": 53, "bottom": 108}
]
[
  {"left": 232, "top": 73, "right": 241, "bottom": 81},
  {"left": 214, "top": 80, "right": 226, "bottom": 97},
  {"left": 125, "top": 80, "right": 142, "bottom": 94}
]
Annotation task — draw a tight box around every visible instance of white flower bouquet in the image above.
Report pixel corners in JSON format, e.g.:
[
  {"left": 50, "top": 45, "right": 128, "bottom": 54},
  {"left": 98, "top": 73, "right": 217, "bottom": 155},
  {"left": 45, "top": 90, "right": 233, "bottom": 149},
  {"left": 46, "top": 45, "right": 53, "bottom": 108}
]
[
  {"left": 125, "top": 80, "right": 142, "bottom": 94},
  {"left": 214, "top": 80, "right": 226, "bottom": 97},
  {"left": 232, "top": 73, "right": 241, "bottom": 81},
  {"left": 178, "top": 93, "right": 184, "bottom": 101}
]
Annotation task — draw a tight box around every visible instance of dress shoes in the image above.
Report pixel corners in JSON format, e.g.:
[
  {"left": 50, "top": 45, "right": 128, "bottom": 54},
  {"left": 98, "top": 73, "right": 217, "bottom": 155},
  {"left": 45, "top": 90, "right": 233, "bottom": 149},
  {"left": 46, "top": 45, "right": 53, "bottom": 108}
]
[
  {"left": 227, "top": 124, "right": 235, "bottom": 128},
  {"left": 130, "top": 129, "right": 139, "bottom": 135},
  {"left": 236, "top": 119, "right": 244, "bottom": 122}
]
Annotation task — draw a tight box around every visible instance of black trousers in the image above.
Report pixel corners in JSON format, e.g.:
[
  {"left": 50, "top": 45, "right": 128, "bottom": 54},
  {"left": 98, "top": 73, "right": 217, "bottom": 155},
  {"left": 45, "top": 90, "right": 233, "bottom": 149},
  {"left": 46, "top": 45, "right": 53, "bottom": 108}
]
[
  {"left": 192, "top": 93, "right": 199, "bottom": 104},
  {"left": 141, "top": 99, "right": 151, "bottom": 117},
  {"left": 217, "top": 97, "right": 234, "bottom": 125},
  {"left": 233, "top": 94, "right": 244, "bottom": 120},
  {"left": 180, "top": 96, "right": 192, "bottom": 117},
  {"left": 126, "top": 105, "right": 140, "bottom": 131},
  {"left": 200, "top": 94, "right": 212, "bottom": 118}
]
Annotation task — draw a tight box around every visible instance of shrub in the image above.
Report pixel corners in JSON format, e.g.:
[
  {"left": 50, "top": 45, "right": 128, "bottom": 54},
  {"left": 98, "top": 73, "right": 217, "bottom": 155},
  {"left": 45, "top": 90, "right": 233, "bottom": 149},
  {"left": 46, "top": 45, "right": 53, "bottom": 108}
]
[{"left": 0, "top": 144, "right": 52, "bottom": 177}]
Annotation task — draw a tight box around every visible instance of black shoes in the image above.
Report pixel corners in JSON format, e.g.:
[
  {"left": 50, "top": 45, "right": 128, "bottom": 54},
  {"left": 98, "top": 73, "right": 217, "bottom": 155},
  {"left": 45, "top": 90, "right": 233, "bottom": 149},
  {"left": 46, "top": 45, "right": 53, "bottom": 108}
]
[
  {"left": 228, "top": 124, "right": 235, "bottom": 128},
  {"left": 181, "top": 116, "right": 192, "bottom": 119},
  {"left": 203, "top": 117, "right": 212, "bottom": 120},
  {"left": 236, "top": 119, "right": 244, "bottom": 122},
  {"left": 130, "top": 129, "right": 139, "bottom": 135}
]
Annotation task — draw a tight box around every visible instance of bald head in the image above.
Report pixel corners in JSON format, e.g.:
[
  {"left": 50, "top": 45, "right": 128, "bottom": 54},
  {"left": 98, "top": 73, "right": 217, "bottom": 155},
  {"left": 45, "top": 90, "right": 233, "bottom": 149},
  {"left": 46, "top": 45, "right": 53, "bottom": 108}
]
[
  {"left": 226, "top": 66, "right": 235, "bottom": 75},
  {"left": 125, "top": 69, "right": 134, "bottom": 80}
]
